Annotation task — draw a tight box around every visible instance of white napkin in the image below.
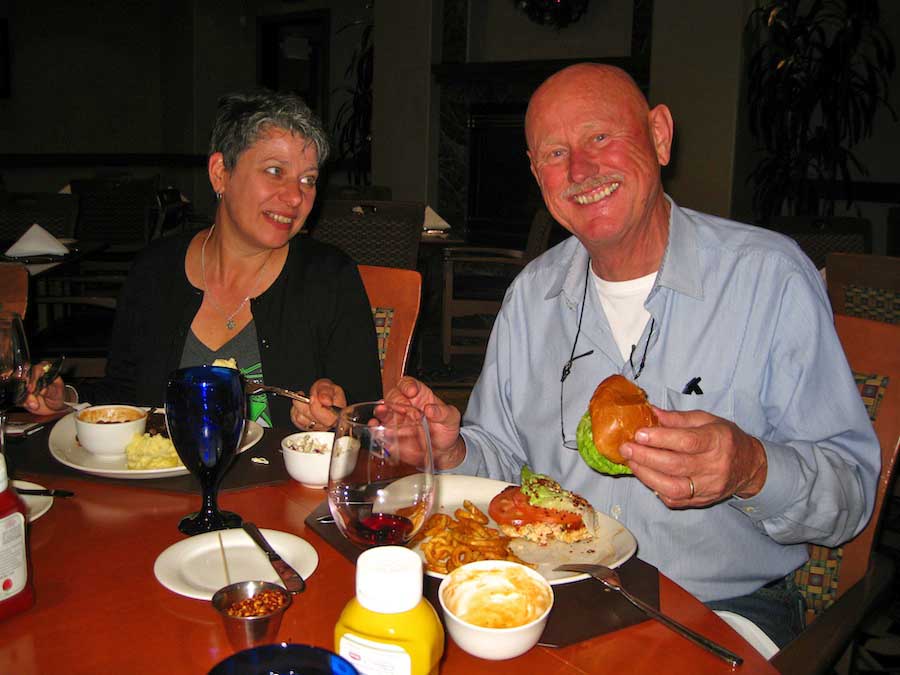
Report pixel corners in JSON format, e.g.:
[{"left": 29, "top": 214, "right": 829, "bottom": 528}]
[
  {"left": 423, "top": 206, "right": 451, "bottom": 231},
  {"left": 4, "top": 224, "right": 70, "bottom": 257}
]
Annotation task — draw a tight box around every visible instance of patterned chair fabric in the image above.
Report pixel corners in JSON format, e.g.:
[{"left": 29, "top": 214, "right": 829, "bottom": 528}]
[
  {"left": 827, "top": 252, "right": 900, "bottom": 326},
  {"left": 793, "top": 371, "right": 890, "bottom": 619},
  {"left": 310, "top": 200, "right": 424, "bottom": 270},
  {"left": 371, "top": 307, "right": 394, "bottom": 371},
  {"left": 843, "top": 284, "right": 900, "bottom": 325}
]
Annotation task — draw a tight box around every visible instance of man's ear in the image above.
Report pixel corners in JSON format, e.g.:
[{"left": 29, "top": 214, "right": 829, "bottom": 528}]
[
  {"left": 648, "top": 104, "right": 674, "bottom": 167},
  {"left": 527, "top": 150, "right": 541, "bottom": 186}
]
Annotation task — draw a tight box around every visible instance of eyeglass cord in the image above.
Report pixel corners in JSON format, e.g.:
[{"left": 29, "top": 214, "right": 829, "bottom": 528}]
[
  {"left": 560, "top": 261, "right": 594, "bottom": 446},
  {"left": 628, "top": 317, "right": 655, "bottom": 380}
]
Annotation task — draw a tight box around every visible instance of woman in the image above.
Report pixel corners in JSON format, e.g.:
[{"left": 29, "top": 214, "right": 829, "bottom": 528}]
[{"left": 28, "top": 90, "right": 382, "bottom": 429}]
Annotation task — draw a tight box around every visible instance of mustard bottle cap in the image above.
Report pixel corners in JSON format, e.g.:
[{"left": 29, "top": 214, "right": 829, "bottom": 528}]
[{"left": 356, "top": 546, "right": 423, "bottom": 614}]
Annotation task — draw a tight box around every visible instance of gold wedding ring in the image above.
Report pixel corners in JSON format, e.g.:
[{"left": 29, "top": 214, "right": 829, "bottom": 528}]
[{"left": 687, "top": 477, "right": 695, "bottom": 499}]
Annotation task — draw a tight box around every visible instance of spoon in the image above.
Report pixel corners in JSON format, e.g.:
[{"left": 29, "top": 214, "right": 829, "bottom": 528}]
[{"left": 555, "top": 563, "right": 743, "bottom": 667}]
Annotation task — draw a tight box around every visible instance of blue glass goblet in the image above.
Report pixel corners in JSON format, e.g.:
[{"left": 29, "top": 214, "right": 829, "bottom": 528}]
[{"left": 166, "top": 365, "right": 246, "bottom": 535}]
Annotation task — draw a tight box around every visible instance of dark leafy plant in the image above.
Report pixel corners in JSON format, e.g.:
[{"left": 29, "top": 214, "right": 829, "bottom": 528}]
[
  {"left": 332, "top": 18, "right": 373, "bottom": 187},
  {"left": 745, "top": 0, "right": 895, "bottom": 220}
]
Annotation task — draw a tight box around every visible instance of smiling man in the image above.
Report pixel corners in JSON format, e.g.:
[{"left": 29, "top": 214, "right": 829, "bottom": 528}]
[{"left": 389, "top": 63, "right": 879, "bottom": 654}]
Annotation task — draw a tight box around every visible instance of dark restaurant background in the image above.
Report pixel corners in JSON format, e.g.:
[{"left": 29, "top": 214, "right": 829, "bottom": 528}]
[{"left": 0, "top": 0, "right": 898, "bottom": 252}]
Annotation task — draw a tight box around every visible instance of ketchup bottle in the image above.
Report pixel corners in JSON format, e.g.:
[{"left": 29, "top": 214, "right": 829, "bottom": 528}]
[{"left": 0, "top": 455, "right": 35, "bottom": 620}]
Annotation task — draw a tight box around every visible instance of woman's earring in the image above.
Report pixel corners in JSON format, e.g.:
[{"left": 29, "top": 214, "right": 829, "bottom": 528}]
[{"left": 216, "top": 191, "right": 223, "bottom": 200}]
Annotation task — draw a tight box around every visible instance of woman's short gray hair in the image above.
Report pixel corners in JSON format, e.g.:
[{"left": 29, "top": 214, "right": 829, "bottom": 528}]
[{"left": 209, "top": 89, "right": 330, "bottom": 169}]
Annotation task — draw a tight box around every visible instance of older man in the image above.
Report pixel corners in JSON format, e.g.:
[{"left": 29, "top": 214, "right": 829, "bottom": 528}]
[{"left": 392, "top": 64, "right": 879, "bottom": 649}]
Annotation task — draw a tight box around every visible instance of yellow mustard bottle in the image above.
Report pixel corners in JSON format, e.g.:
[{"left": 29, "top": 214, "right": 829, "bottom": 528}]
[{"left": 335, "top": 546, "right": 444, "bottom": 675}]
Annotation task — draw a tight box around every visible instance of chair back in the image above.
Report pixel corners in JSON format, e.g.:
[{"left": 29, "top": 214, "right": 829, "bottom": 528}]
[
  {"left": 794, "top": 315, "right": 900, "bottom": 623},
  {"left": 357, "top": 264, "right": 422, "bottom": 393},
  {"left": 311, "top": 200, "right": 424, "bottom": 270},
  {"left": 0, "top": 263, "right": 28, "bottom": 317},
  {"left": 523, "top": 207, "right": 557, "bottom": 263},
  {"left": 0, "top": 192, "right": 79, "bottom": 240},
  {"left": 765, "top": 216, "right": 872, "bottom": 269},
  {"left": 826, "top": 252, "right": 900, "bottom": 324},
  {"left": 71, "top": 175, "right": 160, "bottom": 245}
]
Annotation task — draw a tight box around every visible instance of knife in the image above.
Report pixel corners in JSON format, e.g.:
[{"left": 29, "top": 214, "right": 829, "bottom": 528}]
[
  {"left": 241, "top": 522, "right": 306, "bottom": 594},
  {"left": 16, "top": 487, "right": 75, "bottom": 498}
]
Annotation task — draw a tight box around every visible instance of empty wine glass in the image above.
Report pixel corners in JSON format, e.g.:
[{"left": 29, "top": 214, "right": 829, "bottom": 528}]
[
  {"left": 0, "top": 312, "right": 30, "bottom": 457},
  {"left": 165, "top": 365, "right": 246, "bottom": 535},
  {"left": 327, "top": 400, "right": 434, "bottom": 548}
]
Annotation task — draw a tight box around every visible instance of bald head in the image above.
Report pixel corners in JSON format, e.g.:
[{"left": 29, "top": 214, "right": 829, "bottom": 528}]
[{"left": 526, "top": 64, "right": 650, "bottom": 152}]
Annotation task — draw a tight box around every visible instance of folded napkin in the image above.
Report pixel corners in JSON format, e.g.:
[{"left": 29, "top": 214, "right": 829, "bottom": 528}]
[
  {"left": 423, "top": 205, "right": 450, "bottom": 231},
  {"left": 5, "top": 224, "right": 70, "bottom": 257}
]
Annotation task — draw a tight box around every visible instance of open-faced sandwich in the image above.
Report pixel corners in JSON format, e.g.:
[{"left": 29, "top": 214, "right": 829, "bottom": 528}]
[
  {"left": 576, "top": 374, "right": 657, "bottom": 475},
  {"left": 488, "top": 465, "right": 597, "bottom": 545}
]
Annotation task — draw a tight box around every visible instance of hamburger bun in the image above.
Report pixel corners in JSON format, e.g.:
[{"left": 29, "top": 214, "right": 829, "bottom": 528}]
[{"left": 576, "top": 375, "right": 657, "bottom": 474}]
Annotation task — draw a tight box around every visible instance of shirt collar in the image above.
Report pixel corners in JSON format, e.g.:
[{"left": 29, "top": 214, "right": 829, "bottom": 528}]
[
  {"left": 656, "top": 196, "right": 703, "bottom": 299},
  {"left": 547, "top": 195, "right": 704, "bottom": 302}
]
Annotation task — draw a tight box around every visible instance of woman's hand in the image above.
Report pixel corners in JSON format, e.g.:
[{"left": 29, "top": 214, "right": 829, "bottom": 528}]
[
  {"left": 385, "top": 376, "right": 466, "bottom": 470},
  {"left": 23, "top": 362, "right": 70, "bottom": 416},
  {"left": 289, "top": 378, "right": 346, "bottom": 431}
]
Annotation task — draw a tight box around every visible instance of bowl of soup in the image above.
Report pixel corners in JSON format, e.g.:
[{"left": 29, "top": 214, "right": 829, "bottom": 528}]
[{"left": 75, "top": 404, "right": 148, "bottom": 456}]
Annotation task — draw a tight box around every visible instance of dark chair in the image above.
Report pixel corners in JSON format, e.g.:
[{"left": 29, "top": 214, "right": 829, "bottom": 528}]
[
  {"left": 772, "top": 315, "right": 900, "bottom": 674},
  {"left": 71, "top": 175, "right": 160, "bottom": 249},
  {"left": 310, "top": 200, "right": 424, "bottom": 270},
  {"left": 764, "top": 216, "right": 872, "bottom": 269},
  {"left": 441, "top": 207, "right": 556, "bottom": 365},
  {"left": 826, "top": 252, "right": 900, "bottom": 325},
  {"left": 0, "top": 192, "right": 79, "bottom": 241}
]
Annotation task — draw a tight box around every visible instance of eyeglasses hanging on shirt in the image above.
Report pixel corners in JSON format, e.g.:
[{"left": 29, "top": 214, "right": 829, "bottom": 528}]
[{"left": 560, "top": 265, "right": 657, "bottom": 448}]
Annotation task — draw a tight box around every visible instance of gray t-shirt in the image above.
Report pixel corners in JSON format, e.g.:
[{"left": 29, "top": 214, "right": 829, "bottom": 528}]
[{"left": 179, "top": 322, "right": 272, "bottom": 427}]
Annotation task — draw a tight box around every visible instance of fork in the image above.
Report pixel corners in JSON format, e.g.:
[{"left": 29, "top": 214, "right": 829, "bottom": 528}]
[
  {"left": 555, "top": 563, "right": 743, "bottom": 667},
  {"left": 244, "top": 383, "right": 343, "bottom": 416}
]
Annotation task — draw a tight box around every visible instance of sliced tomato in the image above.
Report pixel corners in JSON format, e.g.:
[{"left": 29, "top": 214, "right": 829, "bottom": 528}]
[{"left": 488, "top": 485, "right": 584, "bottom": 528}]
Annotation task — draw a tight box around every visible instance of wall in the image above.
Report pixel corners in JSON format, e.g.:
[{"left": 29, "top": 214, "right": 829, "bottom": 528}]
[
  {"left": 649, "top": 1, "right": 747, "bottom": 218},
  {"left": 371, "top": 1, "right": 435, "bottom": 202},
  {"left": 468, "top": 1, "right": 632, "bottom": 61}
]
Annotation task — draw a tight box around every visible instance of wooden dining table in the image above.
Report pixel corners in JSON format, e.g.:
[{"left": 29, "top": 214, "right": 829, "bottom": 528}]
[{"left": 0, "top": 419, "right": 779, "bottom": 675}]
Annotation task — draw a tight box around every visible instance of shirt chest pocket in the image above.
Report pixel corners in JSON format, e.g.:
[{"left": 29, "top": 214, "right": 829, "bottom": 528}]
[{"left": 664, "top": 385, "right": 735, "bottom": 420}]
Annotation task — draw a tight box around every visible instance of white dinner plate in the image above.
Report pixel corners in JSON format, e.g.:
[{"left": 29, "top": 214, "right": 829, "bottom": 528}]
[
  {"left": 412, "top": 474, "right": 637, "bottom": 586},
  {"left": 48, "top": 411, "right": 264, "bottom": 480},
  {"left": 154, "top": 528, "right": 319, "bottom": 600},
  {"left": 12, "top": 480, "right": 53, "bottom": 522}
]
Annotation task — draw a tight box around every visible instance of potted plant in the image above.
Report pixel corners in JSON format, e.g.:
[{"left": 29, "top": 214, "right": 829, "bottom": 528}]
[
  {"left": 745, "top": 0, "right": 895, "bottom": 221},
  {"left": 332, "top": 16, "right": 373, "bottom": 187}
]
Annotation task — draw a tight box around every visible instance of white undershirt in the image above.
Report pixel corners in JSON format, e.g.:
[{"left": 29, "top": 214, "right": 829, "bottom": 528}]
[{"left": 591, "top": 269, "right": 657, "bottom": 361}]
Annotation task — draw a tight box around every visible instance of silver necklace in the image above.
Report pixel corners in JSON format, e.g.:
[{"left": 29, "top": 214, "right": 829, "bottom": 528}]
[{"left": 200, "top": 225, "right": 272, "bottom": 330}]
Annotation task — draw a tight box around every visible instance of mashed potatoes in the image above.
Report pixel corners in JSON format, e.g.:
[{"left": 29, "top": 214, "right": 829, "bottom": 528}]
[{"left": 125, "top": 433, "right": 182, "bottom": 470}]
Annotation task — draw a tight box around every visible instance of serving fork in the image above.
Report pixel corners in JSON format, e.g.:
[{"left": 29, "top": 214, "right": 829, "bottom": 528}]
[
  {"left": 244, "top": 383, "right": 342, "bottom": 416},
  {"left": 555, "top": 563, "right": 743, "bottom": 667}
]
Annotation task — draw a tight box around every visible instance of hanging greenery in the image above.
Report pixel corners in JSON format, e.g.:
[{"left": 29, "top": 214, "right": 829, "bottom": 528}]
[
  {"left": 332, "top": 15, "right": 374, "bottom": 186},
  {"left": 745, "top": 0, "right": 896, "bottom": 221},
  {"left": 513, "top": 0, "right": 590, "bottom": 29}
]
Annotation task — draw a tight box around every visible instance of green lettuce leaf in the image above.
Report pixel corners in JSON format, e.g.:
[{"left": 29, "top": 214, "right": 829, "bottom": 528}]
[{"left": 576, "top": 410, "right": 633, "bottom": 475}]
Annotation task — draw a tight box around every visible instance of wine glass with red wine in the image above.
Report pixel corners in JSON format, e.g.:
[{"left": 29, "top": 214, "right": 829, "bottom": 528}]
[
  {"left": 327, "top": 400, "right": 434, "bottom": 548},
  {"left": 0, "top": 312, "right": 31, "bottom": 457}
]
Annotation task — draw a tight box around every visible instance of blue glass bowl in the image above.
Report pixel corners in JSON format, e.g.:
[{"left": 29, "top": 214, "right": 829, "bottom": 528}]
[{"left": 209, "top": 643, "right": 358, "bottom": 675}]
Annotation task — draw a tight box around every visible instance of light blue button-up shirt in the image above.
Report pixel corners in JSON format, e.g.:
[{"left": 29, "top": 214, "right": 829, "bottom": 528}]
[{"left": 455, "top": 198, "right": 880, "bottom": 602}]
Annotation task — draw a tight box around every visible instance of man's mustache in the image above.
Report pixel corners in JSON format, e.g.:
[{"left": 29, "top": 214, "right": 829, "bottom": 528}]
[{"left": 562, "top": 174, "right": 624, "bottom": 199}]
